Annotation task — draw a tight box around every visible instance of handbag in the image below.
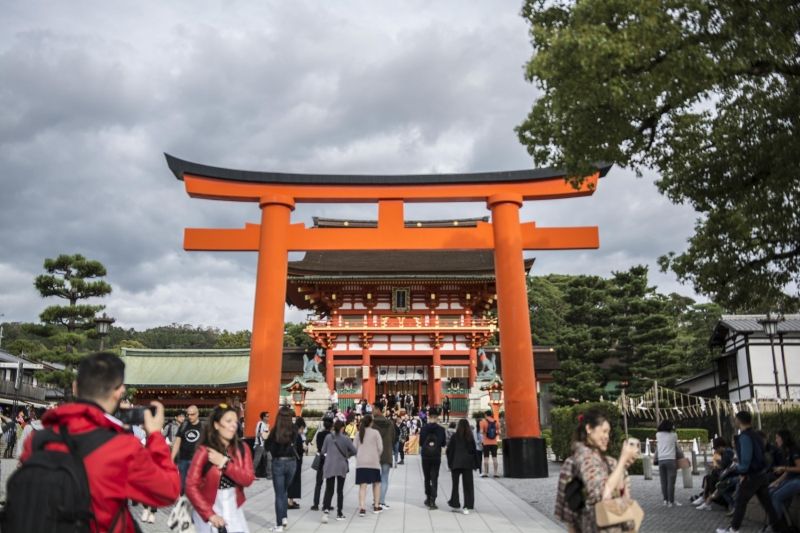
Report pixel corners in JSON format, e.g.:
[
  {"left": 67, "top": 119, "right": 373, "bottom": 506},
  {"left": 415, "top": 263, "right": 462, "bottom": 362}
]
[
  {"left": 594, "top": 497, "right": 644, "bottom": 532},
  {"left": 311, "top": 453, "right": 322, "bottom": 471},
  {"left": 166, "top": 495, "right": 197, "bottom": 533}
]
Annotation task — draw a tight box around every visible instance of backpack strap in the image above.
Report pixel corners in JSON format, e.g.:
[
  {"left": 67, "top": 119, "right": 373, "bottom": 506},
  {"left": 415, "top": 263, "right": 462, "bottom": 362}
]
[{"left": 31, "top": 426, "right": 117, "bottom": 458}]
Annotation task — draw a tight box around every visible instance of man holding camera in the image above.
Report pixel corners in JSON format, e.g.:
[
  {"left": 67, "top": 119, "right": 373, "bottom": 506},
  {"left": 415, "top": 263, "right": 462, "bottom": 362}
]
[{"left": 19, "top": 352, "right": 180, "bottom": 532}]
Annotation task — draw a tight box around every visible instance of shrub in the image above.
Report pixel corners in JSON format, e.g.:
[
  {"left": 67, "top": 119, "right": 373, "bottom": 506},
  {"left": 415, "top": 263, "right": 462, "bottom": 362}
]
[
  {"left": 551, "top": 402, "right": 623, "bottom": 461},
  {"left": 627, "top": 427, "right": 709, "bottom": 444},
  {"left": 542, "top": 428, "right": 552, "bottom": 449},
  {"left": 758, "top": 408, "right": 800, "bottom": 440},
  {"left": 301, "top": 409, "right": 324, "bottom": 418}
]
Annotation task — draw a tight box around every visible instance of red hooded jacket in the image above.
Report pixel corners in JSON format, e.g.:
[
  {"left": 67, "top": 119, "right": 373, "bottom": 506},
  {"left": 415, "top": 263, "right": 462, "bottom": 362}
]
[
  {"left": 185, "top": 443, "right": 255, "bottom": 522},
  {"left": 21, "top": 401, "right": 180, "bottom": 532}
]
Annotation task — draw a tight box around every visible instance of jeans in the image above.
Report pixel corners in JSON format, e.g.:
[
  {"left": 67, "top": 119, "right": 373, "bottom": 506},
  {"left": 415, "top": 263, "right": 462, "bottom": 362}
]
[
  {"left": 177, "top": 459, "right": 191, "bottom": 494},
  {"left": 731, "top": 472, "right": 782, "bottom": 530},
  {"left": 272, "top": 458, "right": 297, "bottom": 526},
  {"left": 422, "top": 459, "right": 441, "bottom": 502},
  {"left": 449, "top": 468, "right": 474, "bottom": 509},
  {"left": 770, "top": 477, "right": 800, "bottom": 516},
  {"left": 313, "top": 457, "right": 326, "bottom": 507},
  {"left": 253, "top": 445, "right": 266, "bottom": 475},
  {"left": 659, "top": 460, "right": 677, "bottom": 503},
  {"left": 380, "top": 463, "right": 391, "bottom": 504},
  {"left": 392, "top": 441, "right": 400, "bottom": 465},
  {"left": 323, "top": 476, "right": 346, "bottom": 514}
]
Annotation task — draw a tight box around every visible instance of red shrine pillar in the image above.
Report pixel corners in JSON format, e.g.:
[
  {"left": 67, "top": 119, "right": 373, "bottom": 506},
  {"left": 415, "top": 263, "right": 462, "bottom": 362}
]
[
  {"left": 488, "top": 193, "right": 547, "bottom": 478},
  {"left": 431, "top": 345, "right": 442, "bottom": 407},
  {"left": 326, "top": 346, "right": 335, "bottom": 393},
  {"left": 361, "top": 343, "right": 371, "bottom": 402},
  {"left": 468, "top": 345, "right": 478, "bottom": 385},
  {"left": 245, "top": 195, "right": 294, "bottom": 436}
]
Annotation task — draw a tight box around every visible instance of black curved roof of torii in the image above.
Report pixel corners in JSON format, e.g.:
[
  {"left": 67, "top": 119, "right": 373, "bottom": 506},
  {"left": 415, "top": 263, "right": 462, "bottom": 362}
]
[{"left": 165, "top": 153, "right": 612, "bottom": 186}]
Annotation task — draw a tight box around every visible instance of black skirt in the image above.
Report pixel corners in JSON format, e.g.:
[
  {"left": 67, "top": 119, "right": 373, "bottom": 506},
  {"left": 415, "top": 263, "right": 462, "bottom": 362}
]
[{"left": 288, "top": 456, "right": 302, "bottom": 498}]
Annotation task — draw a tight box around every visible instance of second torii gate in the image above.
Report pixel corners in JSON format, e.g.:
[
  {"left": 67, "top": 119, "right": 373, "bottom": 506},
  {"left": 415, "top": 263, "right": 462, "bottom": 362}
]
[{"left": 166, "top": 153, "right": 611, "bottom": 478}]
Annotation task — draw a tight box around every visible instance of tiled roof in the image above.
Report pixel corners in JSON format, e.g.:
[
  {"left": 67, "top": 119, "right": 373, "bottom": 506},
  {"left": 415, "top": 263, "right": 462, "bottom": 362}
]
[
  {"left": 710, "top": 314, "right": 800, "bottom": 346},
  {"left": 288, "top": 250, "right": 534, "bottom": 276}
]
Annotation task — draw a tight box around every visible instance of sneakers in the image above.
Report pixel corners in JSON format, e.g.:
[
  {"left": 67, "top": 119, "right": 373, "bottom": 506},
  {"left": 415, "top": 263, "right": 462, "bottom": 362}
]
[
  {"left": 282, "top": 517, "right": 288, "bottom": 527},
  {"left": 697, "top": 502, "right": 712, "bottom": 511},
  {"left": 380, "top": 503, "right": 390, "bottom": 509},
  {"left": 715, "top": 528, "right": 740, "bottom": 533},
  {"left": 672, "top": 501, "right": 683, "bottom": 507},
  {"left": 448, "top": 500, "right": 460, "bottom": 510},
  {"left": 373, "top": 506, "right": 382, "bottom": 514},
  {"left": 692, "top": 496, "right": 705, "bottom": 505},
  {"left": 462, "top": 508, "right": 471, "bottom": 515},
  {"left": 336, "top": 514, "right": 346, "bottom": 521},
  {"left": 321, "top": 513, "right": 328, "bottom": 524},
  {"left": 359, "top": 509, "right": 366, "bottom": 517},
  {"left": 480, "top": 473, "right": 488, "bottom": 478},
  {"left": 310, "top": 505, "right": 320, "bottom": 511}
]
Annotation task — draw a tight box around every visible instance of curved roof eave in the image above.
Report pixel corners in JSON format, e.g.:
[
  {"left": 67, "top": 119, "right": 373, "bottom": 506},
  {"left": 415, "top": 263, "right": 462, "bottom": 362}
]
[{"left": 165, "top": 153, "right": 612, "bottom": 186}]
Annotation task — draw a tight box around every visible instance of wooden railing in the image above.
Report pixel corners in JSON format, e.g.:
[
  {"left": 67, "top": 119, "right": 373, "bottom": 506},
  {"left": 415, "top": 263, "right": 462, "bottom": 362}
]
[{"left": 0, "top": 379, "right": 47, "bottom": 402}]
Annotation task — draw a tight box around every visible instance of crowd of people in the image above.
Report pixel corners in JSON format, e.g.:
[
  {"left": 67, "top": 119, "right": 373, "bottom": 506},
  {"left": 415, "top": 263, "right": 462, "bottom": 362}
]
[
  {"left": 555, "top": 409, "right": 800, "bottom": 533},
  {"left": 0, "top": 351, "right": 502, "bottom": 533}
]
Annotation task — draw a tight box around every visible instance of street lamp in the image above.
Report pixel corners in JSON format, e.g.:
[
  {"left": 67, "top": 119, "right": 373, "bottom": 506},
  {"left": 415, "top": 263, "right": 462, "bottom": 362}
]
[
  {"left": 758, "top": 311, "right": 785, "bottom": 399},
  {"left": 94, "top": 313, "right": 115, "bottom": 351},
  {"left": 480, "top": 376, "right": 504, "bottom": 422},
  {"left": 282, "top": 376, "right": 315, "bottom": 417}
]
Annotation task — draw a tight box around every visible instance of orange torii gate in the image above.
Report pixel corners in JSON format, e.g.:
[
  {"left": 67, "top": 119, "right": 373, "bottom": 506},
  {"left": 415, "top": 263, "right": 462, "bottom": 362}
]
[{"left": 166, "top": 153, "right": 611, "bottom": 478}]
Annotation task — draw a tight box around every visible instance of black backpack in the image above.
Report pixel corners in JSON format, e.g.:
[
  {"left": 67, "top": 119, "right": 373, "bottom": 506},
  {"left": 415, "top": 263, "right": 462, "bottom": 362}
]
[
  {"left": 422, "top": 430, "right": 442, "bottom": 458},
  {"left": 1, "top": 425, "right": 119, "bottom": 533}
]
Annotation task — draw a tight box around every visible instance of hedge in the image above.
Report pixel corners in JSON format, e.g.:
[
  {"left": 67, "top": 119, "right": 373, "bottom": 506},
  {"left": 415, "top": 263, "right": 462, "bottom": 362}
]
[
  {"left": 551, "top": 402, "right": 623, "bottom": 461},
  {"left": 626, "top": 427, "right": 709, "bottom": 444},
  {"left": 758, "top": 409, "right": 800, "bottom": 440}
]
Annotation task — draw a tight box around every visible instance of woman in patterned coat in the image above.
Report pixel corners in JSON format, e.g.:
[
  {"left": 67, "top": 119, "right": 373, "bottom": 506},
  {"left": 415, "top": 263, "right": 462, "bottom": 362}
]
[{"left": 555, "top": 410, "right": 639, "bottom": 532}]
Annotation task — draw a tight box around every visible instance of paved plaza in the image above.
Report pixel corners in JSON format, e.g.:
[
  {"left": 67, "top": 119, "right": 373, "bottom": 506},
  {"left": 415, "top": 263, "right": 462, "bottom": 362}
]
[{"left": 0, "top": 455, "right": 777, "bottom": 532}]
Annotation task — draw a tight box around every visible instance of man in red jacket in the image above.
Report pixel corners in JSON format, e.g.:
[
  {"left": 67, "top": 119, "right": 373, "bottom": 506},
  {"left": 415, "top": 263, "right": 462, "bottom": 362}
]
[{"left": 21, "top": 352, "right": 180, "bottom": 532}]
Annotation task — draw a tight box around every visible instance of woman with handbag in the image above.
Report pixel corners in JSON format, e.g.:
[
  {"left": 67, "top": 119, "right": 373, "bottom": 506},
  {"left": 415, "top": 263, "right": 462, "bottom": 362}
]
[
  {"left": 320, "top": 419, "right": 357, "bottom": 521},
  {"left": 311, "top": 417, "right": 333, "bottom": 511},
  {"left": 265, "top": 407, "right": 299, "bottom": 532},
  {"left": 185, "top": 404, "right": 255, "bottom": 533},
  {"left": 555, "top": 409, "right": 641, "bottom": 532},
  {"left": 655, "top": 420, "right": 680, "bottom": 507}
]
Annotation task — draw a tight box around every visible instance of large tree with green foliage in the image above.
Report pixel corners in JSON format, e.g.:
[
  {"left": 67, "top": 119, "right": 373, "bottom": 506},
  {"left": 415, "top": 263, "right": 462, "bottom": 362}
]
[
  {"left": 31, "top": 254, "right": 112, "bottom": 393},
  {"left": 517, "top": 0, "right": 800, "bottom": 312}
]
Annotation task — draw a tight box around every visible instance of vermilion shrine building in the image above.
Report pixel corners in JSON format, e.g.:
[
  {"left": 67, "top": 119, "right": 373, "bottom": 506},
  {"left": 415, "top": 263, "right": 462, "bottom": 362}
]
[{"left": 287, "top": 218, "right": 532, "bottom": 414}]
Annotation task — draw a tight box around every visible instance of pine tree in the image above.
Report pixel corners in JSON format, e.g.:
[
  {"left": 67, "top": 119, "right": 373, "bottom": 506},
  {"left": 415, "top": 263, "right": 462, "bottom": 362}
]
[{"left": 32, "top": 254, "right": 112, "bottom": 397}]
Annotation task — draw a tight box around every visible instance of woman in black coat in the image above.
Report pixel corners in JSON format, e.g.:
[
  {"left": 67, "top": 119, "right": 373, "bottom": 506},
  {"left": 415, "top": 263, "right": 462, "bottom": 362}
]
[
  {"left": 288, "top": 417, "right": 306, "bottom": 509},
  {"left": 446, "top": 418, "right": 477, "bottom": 513}
]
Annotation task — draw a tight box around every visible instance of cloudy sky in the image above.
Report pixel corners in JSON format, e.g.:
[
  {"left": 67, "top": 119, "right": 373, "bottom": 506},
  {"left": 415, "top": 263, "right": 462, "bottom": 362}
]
[{"left": 0, "top": 2, "right": 700, "bottom": 332}]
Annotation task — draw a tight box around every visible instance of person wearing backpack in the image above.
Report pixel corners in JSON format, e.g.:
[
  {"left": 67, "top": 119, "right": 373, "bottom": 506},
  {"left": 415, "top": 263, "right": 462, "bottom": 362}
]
[
  {"left": 479, "top": 410, "right": 499, "bottom": 478},
  {"left": 9, "top": 351, "right": 180, "bottom": 533},
  {"left": 419, "top": 406, "right": 446, "bottom": 510},
  {"left": 185, "top": 404, "right": 255, "bottom": 533},
  {"left": 716, "top": 411, "right": 786, "bottom": 533}
]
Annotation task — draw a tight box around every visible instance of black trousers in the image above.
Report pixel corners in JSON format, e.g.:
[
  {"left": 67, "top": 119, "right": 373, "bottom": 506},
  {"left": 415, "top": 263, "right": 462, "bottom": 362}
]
[
  {"left": 313, "top": 459, "right": 325, "bottom": 506},
  {"left": 323, "top": 476, "right": 346, "bottom": 514},
  {"left": 422, "top": 458, "right": 441, "bottom": 501},
  {"left": 731, "top": 472, "right": 783, "bottom": 530},
  {"left": 449, "top": 468, "right": 474, "bottom": 509}
]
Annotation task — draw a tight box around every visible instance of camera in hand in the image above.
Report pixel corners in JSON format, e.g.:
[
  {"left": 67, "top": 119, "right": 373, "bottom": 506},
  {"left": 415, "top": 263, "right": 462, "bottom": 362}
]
[{"left": 116, "top": 406, "right": 157, "bottom": 426}]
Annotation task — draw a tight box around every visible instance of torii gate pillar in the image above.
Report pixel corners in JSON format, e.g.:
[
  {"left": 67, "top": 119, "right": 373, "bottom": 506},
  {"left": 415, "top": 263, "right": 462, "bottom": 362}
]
[
  {"left": 489, "top": 194, "right": 547, "bottom": 477},
  {"left": 246, "top": 195, "right": 294, "bottom": 428}
]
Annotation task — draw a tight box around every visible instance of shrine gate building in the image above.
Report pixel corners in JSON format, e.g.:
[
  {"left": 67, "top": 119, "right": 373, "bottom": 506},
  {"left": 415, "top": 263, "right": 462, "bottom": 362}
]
[{"left": 287, "top": 217, "right": 533, "bottom": 413}]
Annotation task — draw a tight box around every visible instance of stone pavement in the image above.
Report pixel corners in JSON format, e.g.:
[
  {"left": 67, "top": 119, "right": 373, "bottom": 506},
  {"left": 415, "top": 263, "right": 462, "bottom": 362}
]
[{"left": 2, "top": 455, "right": 561, "bottom": 532}]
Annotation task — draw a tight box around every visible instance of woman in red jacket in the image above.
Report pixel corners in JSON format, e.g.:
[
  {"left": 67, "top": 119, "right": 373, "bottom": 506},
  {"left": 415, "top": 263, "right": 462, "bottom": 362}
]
[{"left": 186, "top": 404, "right": 255, "bottom": 533}]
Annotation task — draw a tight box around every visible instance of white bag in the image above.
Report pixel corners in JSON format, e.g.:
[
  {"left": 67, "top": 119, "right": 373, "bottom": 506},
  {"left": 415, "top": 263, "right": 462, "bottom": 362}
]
[{"left": 166, "top": 495, "right": 197, "bottom": 533}]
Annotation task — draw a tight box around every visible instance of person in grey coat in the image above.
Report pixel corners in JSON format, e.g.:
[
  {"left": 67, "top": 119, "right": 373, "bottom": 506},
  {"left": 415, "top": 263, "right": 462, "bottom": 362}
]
[{"left": 320, "top": 419, "right": 357, "bottom": 521}]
